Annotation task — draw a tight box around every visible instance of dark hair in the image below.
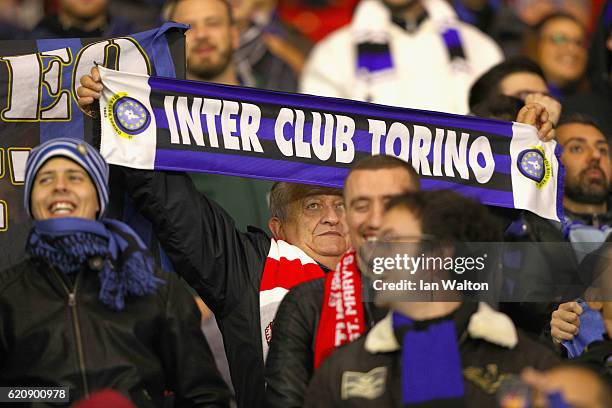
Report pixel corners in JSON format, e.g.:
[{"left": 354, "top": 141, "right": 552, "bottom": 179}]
[
  {"left": 533, "top": 12, "right": 585, "bottom": 37},
  {"left": 385, "top": 190, "right": 502, "bottom": 243},
  {"left": 269, "top": 182, "right": 342, "bottom": 221},
  {"left": 557, "top": 112, "right": 604, "bottom": 131},
  {"left": 345, "top": 155, "right": 420, "bottom": 189},
  {"left": 162, "top": 0, "right": 234, "bottom": 24},
  {"left": 469, "top": 57, "right": 545, "bottom": 110},
  {"left": 471, "top": 95, "right": 525, "bottom": 121}
]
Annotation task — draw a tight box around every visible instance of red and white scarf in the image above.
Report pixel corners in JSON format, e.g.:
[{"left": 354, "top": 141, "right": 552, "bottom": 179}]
[
  {"left": 259, "top": 239, "right": 326, "bottom": 359},
  {"left": 313, "top": 249, "right": 366, "bottom": 368}
]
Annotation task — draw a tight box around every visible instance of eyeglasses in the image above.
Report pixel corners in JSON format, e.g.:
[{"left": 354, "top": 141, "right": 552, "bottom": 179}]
[{"left": 544, "top": 33, "right": 586, "bottom": 48}]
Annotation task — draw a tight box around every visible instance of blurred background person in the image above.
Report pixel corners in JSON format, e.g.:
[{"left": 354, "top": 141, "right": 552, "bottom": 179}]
[
  {"left": 564, "top": 0, "right": 612, "bottom": 140},
  {"left": 469, "top": 57, "right": 550, "bottom": 108},
  {"left": 300, "top": 0, "right": 503, "bottom": 114},
  {"left": 161, "top": 0, "right": 273, "bottom": 233},
  {"left": 230, "top": 0, "right": 302, "bottom": 90},
  {"left": 0, "top": 0, "right": 40, "bottom": 39},
  {"left": 31, "top": 0, "right": 135, "bottom": 39},
  {"left": 510, "top": 0, "right": 592, "bottom": 29},
  {"left": 526, "top": 12, "right": 589, "bottom": 100},
  {"left": 450, "top": 0, "right": 528, "bottom": 58},
  {"left": 522, "top": 365, "right": 611, "bottom": 408}
]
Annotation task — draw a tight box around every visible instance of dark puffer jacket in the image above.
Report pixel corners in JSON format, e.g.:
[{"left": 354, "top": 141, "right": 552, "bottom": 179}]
[
  {"left": 304, "top": 303, "right": 560, "bottom": 408},
  {"left": 0, "top": 258, "right": 231, "bottom": 407},
  {"left": 265, "top": 277, "right": 387, "bottom": 407}
]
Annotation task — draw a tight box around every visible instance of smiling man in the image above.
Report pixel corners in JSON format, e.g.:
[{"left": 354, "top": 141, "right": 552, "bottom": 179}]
[
  {"left": 265, "top": 155, "right": 419, "bottom": 408},
  {"left": 0, "top": 138, "right": 230, "bottom": 406},
  {"left": 30, "top": 157, "right": 100, "bottom": 219}
]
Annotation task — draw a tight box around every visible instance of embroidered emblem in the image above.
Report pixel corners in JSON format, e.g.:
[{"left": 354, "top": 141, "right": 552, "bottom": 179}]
[
  {"left": 106, "top": 93, "right": 151, "bottom": 139},
  {"left": 517, "top": 146, "right": 551, "bottom": 188},
  {"left": 341, "top": 367, "right": 387, "bottom": 400}
]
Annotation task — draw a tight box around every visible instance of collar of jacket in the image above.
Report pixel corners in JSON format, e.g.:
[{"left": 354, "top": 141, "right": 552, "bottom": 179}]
[
  {"left": 564, "top": 207, "right": 612, "bottom": 229},
  {"left": 364, "top": 302, "right": 518, "bottom": 353}
]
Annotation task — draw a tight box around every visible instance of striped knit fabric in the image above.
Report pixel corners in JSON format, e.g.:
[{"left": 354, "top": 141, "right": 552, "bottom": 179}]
[
  {"left": 259, "top": 239, "right": 326, "bottom": 360},
  {"left": 24, "top": 138, "right": 109, "bottom": 219}
]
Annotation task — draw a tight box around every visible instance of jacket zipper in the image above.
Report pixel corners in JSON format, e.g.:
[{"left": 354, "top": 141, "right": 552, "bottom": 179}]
[{"left": 51, "top": 268, "right": 90, "bottom": 398}]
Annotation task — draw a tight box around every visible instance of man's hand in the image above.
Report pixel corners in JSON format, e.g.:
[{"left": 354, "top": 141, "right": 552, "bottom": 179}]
[
  {"left": 550, "top": 301, "right": 582, "bottom": 344},
  {"left": 516, "top": 102, "right": 555, "bottom": 142},
  {"left": 76, "top": 66, "right": 103, "bottom": 115},
  {"left": 525, "top": 93, "right": 561, "bottom": 126},
  {"left": 515, "top": 93, "right": 561, "bottom": 142}
]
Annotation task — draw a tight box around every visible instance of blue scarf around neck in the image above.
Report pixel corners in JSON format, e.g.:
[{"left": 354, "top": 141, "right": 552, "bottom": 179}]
[
  {"left": 26, "top": 217, "right": 164, "bottom": 311},
  {"left": 393, "top": 311, "right": 465, "bottom": 405}
]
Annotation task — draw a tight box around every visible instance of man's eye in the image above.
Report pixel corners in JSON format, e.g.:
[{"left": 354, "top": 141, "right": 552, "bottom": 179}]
[
  {"left": 569, "top": 145, "right": 583, "bottom": 153},
  {"left": 306, "top": 203, "right": 321, "bottom": 210},
  {"left": 205, "top": 18, "right": 223, "bottom": 27},
  {"left": 599, "top": 148, "right": 609, "bottom": 155},
  {"left": 38, "top": 176, "right": 52, "bottom": 185},
  {"left": 336, "top": 202, "right": 345, "bottom": 210},
  {"left": 353, "top": 203, "right": 369, "bottom": 212}
]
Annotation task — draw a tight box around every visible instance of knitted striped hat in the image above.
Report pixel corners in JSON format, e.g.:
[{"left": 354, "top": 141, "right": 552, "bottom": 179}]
[{"left": 24, "top": 138, "right": 109, "bottom": 219}]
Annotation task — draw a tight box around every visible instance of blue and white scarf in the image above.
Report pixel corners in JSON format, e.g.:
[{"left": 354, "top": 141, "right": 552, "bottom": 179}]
[
  {"left": 26, "top": 217, "right": 164, "bottom": 311},
  {"left": 98, "top": 65, "right": 563, "bottom": 221}
]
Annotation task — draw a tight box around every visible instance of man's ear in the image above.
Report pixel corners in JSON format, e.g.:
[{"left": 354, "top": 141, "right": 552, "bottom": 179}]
[{"left": 268, "top": 217, "right": 285, "bottom": 240}]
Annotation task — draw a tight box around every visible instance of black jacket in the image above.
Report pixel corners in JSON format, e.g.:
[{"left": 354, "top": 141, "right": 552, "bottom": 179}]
[
  {"left": 265, "top": 277, "right": 386, "bottom": 408},
  {"left": 304, "top": 303, "right": 560, "bottom": 408},
  {"left": 124, "top": 169, "right": 272, "bottom": 408},
  {"left": 0, "top": 258, "right": 230, "bottom": 407}
]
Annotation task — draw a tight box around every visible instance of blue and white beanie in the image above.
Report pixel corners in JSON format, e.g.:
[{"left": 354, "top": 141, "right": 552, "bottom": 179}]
[{"left": 24, "top": 138, "right": 109, "bottom": 219}]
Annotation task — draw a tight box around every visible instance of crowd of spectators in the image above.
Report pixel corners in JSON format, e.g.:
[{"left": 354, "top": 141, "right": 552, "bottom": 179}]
[{"left": 1, "top": 0, "right": 612, "bottom": 406}]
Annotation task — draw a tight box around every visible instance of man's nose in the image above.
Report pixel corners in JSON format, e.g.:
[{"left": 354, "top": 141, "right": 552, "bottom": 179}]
[
  {"left": 321, "top": 204, "right": 342, "bottom": 225},
  {"left": 52, "top": 175, "right": 68, "bottom": 191},
  {"left": 190, "top": 23, "right": 209, "bottom": 40},
  {"left": 591, "top": 146, "right": 603, "bottom": 161},
  {"left": 366, "top": 201, "right": 384, "bottom": 231}
]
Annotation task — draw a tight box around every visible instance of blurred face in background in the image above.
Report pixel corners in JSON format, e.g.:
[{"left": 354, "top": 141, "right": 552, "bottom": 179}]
[
  {"left": 537, "top": 16, "right": 587, "bottom": 87},
  {"left": 344, "top": 168, "right": 417, "bottom": 251},
  {"left": 227, "top": 0, "right": 257, "bottom": 29},
  {"left": 499, "top": 71, "right": 549, "bottom": 100},
  {"left": 60, "top": 0, "right": 107, "bottom": 20},
  {"left": 171, "top": 0, "right": 238, "bottom": 80}
]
